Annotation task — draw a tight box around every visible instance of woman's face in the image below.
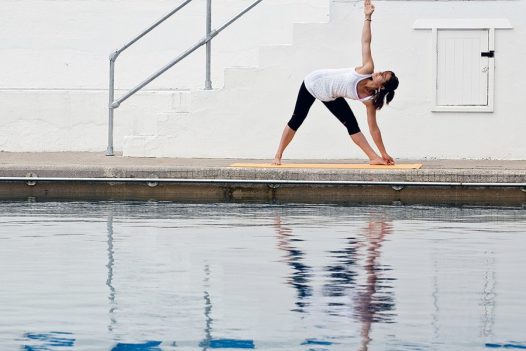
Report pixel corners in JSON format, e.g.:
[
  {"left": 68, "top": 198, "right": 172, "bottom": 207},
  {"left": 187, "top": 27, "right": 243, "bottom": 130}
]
[{"left": 372, "top": 71, "right": 392, "bottom": 88}]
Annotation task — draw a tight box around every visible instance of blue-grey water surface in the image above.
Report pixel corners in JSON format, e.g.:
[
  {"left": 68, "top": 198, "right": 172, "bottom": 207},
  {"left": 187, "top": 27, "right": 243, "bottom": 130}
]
[{"left": 0, "top": 201, "right": 525, "bottom": 351}]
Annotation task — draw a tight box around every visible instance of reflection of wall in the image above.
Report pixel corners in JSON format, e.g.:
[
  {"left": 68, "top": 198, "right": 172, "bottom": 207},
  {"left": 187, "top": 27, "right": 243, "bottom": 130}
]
[
  {"left": 2, "top": 203, "right": 521, "bottom": 350},
  {"left": 384, "top": 220, "right": 499, "bottom": 347},
  {"left": 428, "top": 240, "right": 496, "bottom": 344},
  {"left": 103, "top": 208, "right": 503, "bottom": 349},
  {"left": 103, "top": 213, "right": 274, "bottom": 348}
]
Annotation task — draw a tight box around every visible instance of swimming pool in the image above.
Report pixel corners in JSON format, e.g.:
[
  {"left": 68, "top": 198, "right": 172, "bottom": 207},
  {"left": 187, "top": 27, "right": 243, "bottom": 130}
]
[{"left": 1, "top": 201, "right": 525, "bottom": 350}]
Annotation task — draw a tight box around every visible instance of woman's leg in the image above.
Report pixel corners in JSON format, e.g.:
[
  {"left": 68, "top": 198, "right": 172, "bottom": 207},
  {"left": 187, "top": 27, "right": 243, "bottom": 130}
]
[
  {"left": 322, "top": 98, "right": 386, "bottom": 164},
  {"left": 273, "top": 82, "right": 316, "bottom": 165}
]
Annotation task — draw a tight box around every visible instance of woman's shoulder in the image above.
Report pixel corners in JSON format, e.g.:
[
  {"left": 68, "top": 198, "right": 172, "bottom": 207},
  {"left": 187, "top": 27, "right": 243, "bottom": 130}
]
[{"left": 354, "top": 65, "right": 374, "bottom": 76}]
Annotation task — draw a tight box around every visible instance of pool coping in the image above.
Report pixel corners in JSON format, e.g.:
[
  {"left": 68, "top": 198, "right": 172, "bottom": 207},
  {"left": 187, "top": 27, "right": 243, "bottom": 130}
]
[{"left": 0, "top": 152, "right": 525, "bottom": 205}]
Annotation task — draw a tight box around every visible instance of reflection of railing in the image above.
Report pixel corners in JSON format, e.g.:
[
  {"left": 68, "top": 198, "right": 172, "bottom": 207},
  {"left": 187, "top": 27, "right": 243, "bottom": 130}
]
[
  {"left": 106, "top": 214, "right": 117, "bottom": 332},
  {"left": 199, "top": 264, "right": 255, "bottom": 350},
  {"left": 430, "top": 238, "right": 497, "bottom": 344},
  {"left": 104, "top": 216, "right": 255, "bottom": 349},
  {"left": 107, "top": 0, "right": 264, "bottom": 156}
]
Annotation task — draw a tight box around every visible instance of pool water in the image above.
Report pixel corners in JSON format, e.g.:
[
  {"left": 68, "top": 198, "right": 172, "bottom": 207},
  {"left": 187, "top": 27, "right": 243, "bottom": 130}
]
[{"left": 0, "top": 201, "right": 525, "bottom": 350}]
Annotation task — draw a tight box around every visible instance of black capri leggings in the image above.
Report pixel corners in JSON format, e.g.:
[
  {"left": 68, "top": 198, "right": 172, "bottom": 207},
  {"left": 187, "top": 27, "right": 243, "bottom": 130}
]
[{"left": 287, "top": 82, "right": 361, "bottom": 135}]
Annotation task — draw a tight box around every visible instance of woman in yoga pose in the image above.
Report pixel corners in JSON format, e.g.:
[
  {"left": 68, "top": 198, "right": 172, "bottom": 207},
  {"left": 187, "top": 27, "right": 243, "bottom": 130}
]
[{"left": 272, "top": 0, "right": 399, "bottom": 166}]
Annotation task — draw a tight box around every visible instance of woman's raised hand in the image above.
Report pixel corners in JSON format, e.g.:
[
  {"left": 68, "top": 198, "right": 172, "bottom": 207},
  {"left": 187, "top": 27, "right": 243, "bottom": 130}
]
[{"left": 364, "top": 0, "right": 375, "bottom": 18}]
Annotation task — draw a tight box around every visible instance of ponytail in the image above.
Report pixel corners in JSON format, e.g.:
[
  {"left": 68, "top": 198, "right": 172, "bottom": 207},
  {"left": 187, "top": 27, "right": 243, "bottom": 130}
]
[
  {"left": 386, "top": 89, "right": 395, "bottom": 105},
  {"left": 372, "top": 71, "right": 399, "bottom": 110},
  {"left": 372, "top": 89, "right": 389, "bottom": 110}
]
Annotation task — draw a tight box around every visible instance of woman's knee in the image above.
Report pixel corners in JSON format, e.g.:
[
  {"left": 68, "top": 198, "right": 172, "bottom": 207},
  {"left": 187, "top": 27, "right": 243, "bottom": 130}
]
[
  {"left": 346, "top": 124, "right": 361, "bottom": 135},
  {"left": 287, "top": 114, "right": 305, "bottom": 131}
]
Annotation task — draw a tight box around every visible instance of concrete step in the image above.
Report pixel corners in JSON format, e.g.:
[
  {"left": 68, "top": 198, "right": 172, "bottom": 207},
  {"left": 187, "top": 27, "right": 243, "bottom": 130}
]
[{"left": 127, "top": 91, "right": 191, "bottom": 137}]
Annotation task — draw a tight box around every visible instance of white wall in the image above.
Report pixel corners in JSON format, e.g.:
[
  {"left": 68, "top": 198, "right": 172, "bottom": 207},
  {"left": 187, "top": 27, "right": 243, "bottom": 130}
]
[
  {"left": 0, "top": 0, "right": 329, "bottom": 153},
  {"left": 314, "top": 0, "right": 525, "bottom": 160},
  {"left": 0, "top": 0, "right": 524, "bottom": 159}
]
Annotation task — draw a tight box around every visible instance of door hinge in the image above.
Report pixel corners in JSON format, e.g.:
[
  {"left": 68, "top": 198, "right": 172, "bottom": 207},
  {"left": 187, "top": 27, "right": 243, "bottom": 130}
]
[{"left": 481, "top": 50, "right": 495, "bottom": 58}]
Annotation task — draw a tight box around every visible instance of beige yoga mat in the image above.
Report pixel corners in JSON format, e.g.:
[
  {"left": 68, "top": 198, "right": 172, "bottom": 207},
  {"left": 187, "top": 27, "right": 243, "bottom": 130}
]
[{"left": 229, "top": 163, "right": 423, "bottom": 170}]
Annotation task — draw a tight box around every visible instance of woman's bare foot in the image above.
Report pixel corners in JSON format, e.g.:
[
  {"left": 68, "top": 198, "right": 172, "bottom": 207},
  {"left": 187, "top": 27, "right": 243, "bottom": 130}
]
[
  {"left": 272, "top": 157, "right": 282, "bottom": 165},
  {"left": 369, "top": 157, "right": 388, "bottom": 165}
]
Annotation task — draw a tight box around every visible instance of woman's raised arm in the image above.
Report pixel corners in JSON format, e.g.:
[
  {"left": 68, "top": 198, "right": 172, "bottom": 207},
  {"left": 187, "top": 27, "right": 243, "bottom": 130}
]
[{"left": 356, "top": 0, "right": 375, "bottom": 75}]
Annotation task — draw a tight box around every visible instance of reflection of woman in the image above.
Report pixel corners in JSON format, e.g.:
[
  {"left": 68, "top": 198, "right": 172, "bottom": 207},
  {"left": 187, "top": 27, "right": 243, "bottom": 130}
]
[
  {"left": 273, "top": 213, "right": 395, "bottom": 350},
  {"left": 272, "top": 0, "right": 399, "bottom": 166},
  {"left": 322, "top": 217, "right": 394, "bottom": 351},
  {"left": 273, "top": 214, "right": 313, "bottom": 313},
  {"left": 355, "top": 219, "right": 394, "bottom": 351}
]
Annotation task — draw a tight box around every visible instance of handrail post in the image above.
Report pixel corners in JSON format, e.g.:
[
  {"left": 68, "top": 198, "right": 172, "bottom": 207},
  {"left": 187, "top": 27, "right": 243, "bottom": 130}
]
[
  {"left": 205, "top": 0, "right": 212, "bottom": 90},
  {"left": 107, "top": 51, "right": 119, "bottom": 156}
]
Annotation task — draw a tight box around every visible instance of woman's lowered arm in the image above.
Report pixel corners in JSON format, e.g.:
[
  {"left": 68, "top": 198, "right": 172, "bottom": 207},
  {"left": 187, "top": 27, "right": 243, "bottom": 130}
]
[{"left": 365, "top": 101, "right": 395, "bottom": 165}]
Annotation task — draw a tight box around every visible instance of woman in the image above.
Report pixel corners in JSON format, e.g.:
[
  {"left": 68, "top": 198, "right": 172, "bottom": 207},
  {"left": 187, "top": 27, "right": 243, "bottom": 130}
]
[{"left": 272, "top": 0, "right": 399, "bottom": 166}]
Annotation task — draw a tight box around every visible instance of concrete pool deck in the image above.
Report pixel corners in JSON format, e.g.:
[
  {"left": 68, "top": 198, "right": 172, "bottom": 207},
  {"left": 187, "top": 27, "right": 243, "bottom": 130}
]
[{"left": 0, "top": 152, "right": 525, "bottom": 205}]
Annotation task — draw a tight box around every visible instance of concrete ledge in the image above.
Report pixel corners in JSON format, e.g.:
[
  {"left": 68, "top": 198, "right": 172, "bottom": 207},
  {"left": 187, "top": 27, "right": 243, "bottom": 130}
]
[
  {"left": 0, "top": 181, "right": 524, "bottom": 207},
  {"left": 0, "top": 152, "right": 524, "bottom": 206}
]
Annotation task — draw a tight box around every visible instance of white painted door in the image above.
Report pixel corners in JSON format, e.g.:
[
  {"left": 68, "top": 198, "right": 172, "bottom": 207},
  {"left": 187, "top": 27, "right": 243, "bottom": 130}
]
[{"left": 436, "top": 29, "right": 490, "bottom": 106}]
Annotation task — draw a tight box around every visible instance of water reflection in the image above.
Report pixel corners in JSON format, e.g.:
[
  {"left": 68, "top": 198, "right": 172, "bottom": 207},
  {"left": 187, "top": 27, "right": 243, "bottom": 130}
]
[
  {"left": 274, "top": 212, "right": 395, "bottom": 350},
  {"left": 7, "top": 202, "right": 520, "bottom": 351},
  {"left": 323, "top": 237, "right": 358, "bottom": 299},
  {"left": 430, "top": 231, "right": 498, "bottom": 345},
  {"left": 22, "top": 331, "right": 75, "bottom": 350},
  {"left": 199, "top": 265, "right": 255, "bottom": 350},
  {"left": 111, "top": 341, "right": 162, "bottom": 351},
  {"left": 200, "top": 264, "right": 213, "bottom": 350},
  {"left": 274, "top": 215, "right": 313, "bottom": 313},
  {"left": 106, "top": 213, "right": 165, "bottom": 351},
  {"left": 353, "top": 219, "right": 395, "bottom": 351},
  {"left": 106, "top": 213, "right": 117, "bottom": 333},
  {"left": 480, "top": 254, "right": 496, "bottom": 338}
]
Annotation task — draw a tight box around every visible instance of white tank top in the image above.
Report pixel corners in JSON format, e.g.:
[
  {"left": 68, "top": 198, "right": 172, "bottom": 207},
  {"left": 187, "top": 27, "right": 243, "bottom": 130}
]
[{"left": 304, "top": 67, "right": 373, "bottom": 102}]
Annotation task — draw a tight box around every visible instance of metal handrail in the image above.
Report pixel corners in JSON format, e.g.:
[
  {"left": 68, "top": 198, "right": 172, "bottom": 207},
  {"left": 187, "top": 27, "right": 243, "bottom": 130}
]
[{"left": 107, "top": 0, "right": 264, "bottom": 156}]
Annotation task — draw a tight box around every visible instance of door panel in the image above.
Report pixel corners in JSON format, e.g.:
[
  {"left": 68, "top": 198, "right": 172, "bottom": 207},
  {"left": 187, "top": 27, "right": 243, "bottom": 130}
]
[{"left": 436, "top": 29, "right": 489, "bottom": 106}]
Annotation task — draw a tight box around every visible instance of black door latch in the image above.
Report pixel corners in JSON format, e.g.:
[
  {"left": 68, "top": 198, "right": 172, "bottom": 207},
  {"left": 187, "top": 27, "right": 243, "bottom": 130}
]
[{"left": 481, "top": 50, "right": 495, "bottom": 57}]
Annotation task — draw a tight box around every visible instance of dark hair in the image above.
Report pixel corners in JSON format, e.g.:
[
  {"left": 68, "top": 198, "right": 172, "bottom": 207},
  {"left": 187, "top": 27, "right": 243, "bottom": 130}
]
[{"left": 372, "top": 71, "right": 399, "bottom": 110}]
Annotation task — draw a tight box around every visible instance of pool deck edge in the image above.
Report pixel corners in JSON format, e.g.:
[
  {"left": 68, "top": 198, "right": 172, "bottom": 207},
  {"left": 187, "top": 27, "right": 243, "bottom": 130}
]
[{"left": 0, "top": 152, "right": 525, "bottom": 205}]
